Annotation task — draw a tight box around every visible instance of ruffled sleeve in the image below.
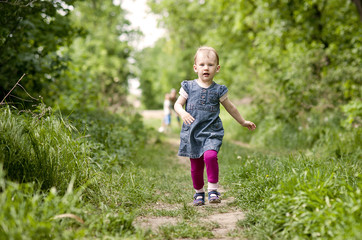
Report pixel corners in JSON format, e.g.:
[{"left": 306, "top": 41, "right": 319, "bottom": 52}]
[
  {"left": 179, "top": 80, "right": 189, "bottom": 99},
  {"left": 219, "top": 85, "right": 228, "bottom": 102}
]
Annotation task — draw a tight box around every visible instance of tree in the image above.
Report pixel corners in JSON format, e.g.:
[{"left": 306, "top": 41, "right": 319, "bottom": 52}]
[
  {"left": 144, "top": 0, "right": 361, "bottom": 129},
  {"left": 135, "top": 0, "right": 220, "bottom": 108},
  {"left": 0, "top": 0, "right": 77, "bottom": 105},
  {"left": 50, "top": 0, "right": 139, "bottom": 110}
]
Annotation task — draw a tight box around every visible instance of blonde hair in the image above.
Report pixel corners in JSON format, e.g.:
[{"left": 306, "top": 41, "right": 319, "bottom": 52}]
[{"left": 194, "top": 46, "right": 219, "bottom": 65}]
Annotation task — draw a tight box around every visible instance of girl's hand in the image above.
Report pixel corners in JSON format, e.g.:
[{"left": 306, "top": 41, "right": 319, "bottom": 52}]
[
  {"left": 242, "top": 121, "right": 256, "bottom": 130},
  {"left": 181, "top": 112, "right": 195, "bottom": 125}
]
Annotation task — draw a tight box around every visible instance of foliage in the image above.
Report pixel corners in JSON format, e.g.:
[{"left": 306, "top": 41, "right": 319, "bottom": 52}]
[
  {"left": 0, "top": 166, "right": 136, "bottom": 239},
  {"left": 64, "top": 108, "right": 148, "bottom": 172},
  {"left": 0, "top": 0, "right": 139, "bottom": 110},
  {"left": 143, "top": 0, "right": 362, "bottom": 145},
  {"left": 0, "top": 170, "right": 85, "bottom": 239},
  {"left": 0, "top": 105, "right": 153, "bottom": 239},
  {"left": 51, "top": 0, "right": 139, "bottom": 111},
  {"left": 136, "top": 0, "right": 219, "bottom": 108},
  {"left": 220, "top": 142, "right": 362, "bottom": 240},
  {"left": 0, "top": 105, "right": 89, "bottom": 193},
  {"left": 341, "top": 99, "right": 362, "bottom": 129},
  {"left": 1, "top": 0, "right": 361, "bottom": 239},
  {"left": 261, "top": 166, "right": 362, "bottom": 239},
  {"left": 0, "top": 0, "right": 78, "bottom": 105}
]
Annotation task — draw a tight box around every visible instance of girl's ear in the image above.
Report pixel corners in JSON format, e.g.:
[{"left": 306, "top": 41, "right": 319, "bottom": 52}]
[
  {"left": 193, "top": 64, "right": 197, "bottom": 72},
  {"left": 216, "top": 65, "right": 221, "bottom": 72}
]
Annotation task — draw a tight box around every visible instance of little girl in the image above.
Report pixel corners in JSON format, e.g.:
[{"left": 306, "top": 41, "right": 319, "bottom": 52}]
[
  {"left": 174, "top": 46, "right": 256, "bottom": 206},
  {"left": 159, "top": 93, "right": 172, "bottom": 133}
]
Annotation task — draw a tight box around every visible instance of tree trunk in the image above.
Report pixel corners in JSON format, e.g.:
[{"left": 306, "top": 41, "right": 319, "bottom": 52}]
[{"left": 352, "top": 0, "right": 362, "bottom": 22}]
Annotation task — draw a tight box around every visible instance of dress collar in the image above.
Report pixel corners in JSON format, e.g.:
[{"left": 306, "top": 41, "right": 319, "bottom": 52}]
[{"left": 194, "top": 79, "right": 216, "bottom": 89}]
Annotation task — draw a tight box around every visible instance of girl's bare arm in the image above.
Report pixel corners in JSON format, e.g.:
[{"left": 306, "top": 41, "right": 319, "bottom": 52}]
[
  {"left": 174, "top": 96, "right": 195, "bottom": 125},
  {"left": 221, "top": 98, "right": 256, "bottom": 130}
]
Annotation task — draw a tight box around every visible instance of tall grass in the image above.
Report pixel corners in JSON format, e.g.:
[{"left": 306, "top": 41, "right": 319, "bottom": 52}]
[
  {"left": 0, "top": 105, "right": 152, "bottom": 239},
  {"left": 0, "top": 105, "right": 90, "bottom": 193}
]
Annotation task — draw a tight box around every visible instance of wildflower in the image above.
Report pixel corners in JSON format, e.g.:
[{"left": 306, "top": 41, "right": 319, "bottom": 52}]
[{"left": 237, "top": 156, "right": 241, "bottom": 160}]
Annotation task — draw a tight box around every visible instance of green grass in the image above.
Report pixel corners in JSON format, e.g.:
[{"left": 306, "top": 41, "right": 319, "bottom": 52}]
[
  {"left": 0, "top": 105, "right": 90, "bottom": 193},
  {"left": 156, "top": 221, "right": 214, "bottom": 239},
  {"left": 0, "top": 166, "right": 86, "bottom": 239},
  {"left": 219, "top": 141, "right": 362, "bottom": 239},
  {"left": 1, "top": 104, "right": 361, "bottom": 239}
]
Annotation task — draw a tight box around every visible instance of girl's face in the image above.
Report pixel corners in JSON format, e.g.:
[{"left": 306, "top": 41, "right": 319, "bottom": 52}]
[{"left": 193, "top": 51, "right": 220, "bottom": 83}]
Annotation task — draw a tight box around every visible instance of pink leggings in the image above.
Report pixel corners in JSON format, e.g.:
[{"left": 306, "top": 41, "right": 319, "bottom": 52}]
[{"left": 190, "top": 150, "right": 219, "bottom": 190}]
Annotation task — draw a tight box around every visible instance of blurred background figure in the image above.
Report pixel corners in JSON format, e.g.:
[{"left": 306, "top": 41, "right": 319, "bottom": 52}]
[
  {"left": 159, "top": 93, "right": 171, "bottom": 133},
  {"left": 169, "top": 88, "right": 181, "bottom": 127}
]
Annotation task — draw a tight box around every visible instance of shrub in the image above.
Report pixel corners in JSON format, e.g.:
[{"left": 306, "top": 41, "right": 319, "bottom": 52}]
[{"left": 63, "top": 109, "right": 148, "bottom": 172}]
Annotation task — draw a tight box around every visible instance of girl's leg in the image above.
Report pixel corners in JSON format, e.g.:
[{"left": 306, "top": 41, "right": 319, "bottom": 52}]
[
  {"left": 204, "top": 150, "right": 221, "bottom": 203},
  {"left": 204, "top": 150, "right": 219, "bottom": 186},
  {"left": 190, "top": 156, "right": 205, "bottom": 191}
]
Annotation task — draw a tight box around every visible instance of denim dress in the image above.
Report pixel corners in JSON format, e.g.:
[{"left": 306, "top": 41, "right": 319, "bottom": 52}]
[{"left": 178, "top": 80, "right": 228, "bottom": 158}]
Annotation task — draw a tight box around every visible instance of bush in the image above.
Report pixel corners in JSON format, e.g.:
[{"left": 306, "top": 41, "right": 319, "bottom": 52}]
[{"left": 63, "top": 109, "right": 148, "bottom": 172}]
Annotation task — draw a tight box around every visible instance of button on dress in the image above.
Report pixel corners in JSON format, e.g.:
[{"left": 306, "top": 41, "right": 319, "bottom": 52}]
[{"left": 178, "top": 80, "right": 228, "bottom": 158}]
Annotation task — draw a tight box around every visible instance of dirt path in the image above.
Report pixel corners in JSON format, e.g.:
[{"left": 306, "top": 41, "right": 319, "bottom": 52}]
[
  {"left": 135, "top": 135, "right": 246, "bottom": 239},
  {"left": 141, "top": 109, "right": 163, "bottom": 119}
]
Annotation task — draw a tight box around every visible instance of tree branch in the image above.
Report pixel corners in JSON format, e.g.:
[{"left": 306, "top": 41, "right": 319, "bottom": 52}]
[{"left": 0, "top": 73, "right": 26, "bottom": 105}]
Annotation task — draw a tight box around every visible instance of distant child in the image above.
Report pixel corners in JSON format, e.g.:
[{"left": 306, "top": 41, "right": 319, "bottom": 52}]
[
  {"left": 169, "top": 88, "right": 181, "bottom": 126},
  {"left": 174, "top": 46, "right": 256, "bottom": 206},
  {"left": 159, "top": 93, "right": 172, "bottom": 133}
]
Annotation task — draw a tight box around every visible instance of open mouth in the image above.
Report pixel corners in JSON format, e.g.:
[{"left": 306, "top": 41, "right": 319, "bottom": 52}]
[{"left": 203, "top": 73, "right": 210, "bottom": 77}]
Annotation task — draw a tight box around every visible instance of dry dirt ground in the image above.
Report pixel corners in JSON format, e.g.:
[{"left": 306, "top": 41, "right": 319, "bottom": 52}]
[{"left": 135, "top": 113, "right": 247, "bottom": 239}]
